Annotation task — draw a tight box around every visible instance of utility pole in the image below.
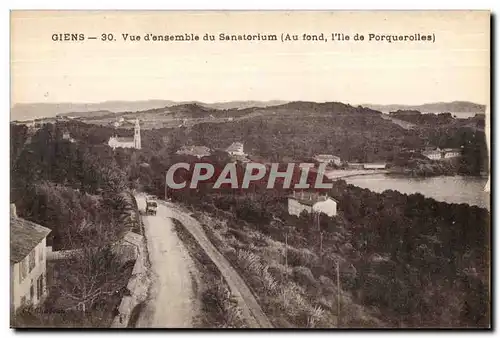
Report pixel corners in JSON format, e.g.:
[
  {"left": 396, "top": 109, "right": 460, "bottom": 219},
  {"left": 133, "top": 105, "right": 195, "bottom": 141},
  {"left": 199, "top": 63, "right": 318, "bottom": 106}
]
[
  {"left": 336, "top": 260, "right": 341, "bottom": 327},
  {"left": 320, "top": 231, "right": 323, "bottom": 255},
  {"left": 164, "top": 173, "right": 168, "bottom": 201},
  {"left": 285, "top": 231, "right": 288, "bottom": 280},
  {"left": 284, "top": 229, "right": 288, "bottom": 309}
]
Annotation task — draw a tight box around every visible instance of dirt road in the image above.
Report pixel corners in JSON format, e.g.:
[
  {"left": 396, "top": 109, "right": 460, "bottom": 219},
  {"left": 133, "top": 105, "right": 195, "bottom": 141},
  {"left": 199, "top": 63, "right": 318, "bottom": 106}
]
[
  {"left": 162, "top": 201, "right": 273, "bottom": 329},
  {"left": 135, "top": 195, "right": 198, "bottom": 328}
]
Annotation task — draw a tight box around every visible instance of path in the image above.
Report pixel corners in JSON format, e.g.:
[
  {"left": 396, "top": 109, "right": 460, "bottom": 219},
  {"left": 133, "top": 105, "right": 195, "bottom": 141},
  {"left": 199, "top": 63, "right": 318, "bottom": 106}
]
[
  {"left": 325, "top": 169, "right": 390, "bottom": 180},
  {"left": 162, "top": 201, "right": 273, "bottom": 328},
  {"left": 134, "top": 194, "right": 198, "bottom": 328}
]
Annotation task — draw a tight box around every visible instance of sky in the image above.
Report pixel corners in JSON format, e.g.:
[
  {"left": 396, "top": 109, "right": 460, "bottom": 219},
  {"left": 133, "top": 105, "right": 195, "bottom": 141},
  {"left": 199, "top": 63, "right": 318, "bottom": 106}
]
[{"left": 11, "top": 11, "right": 490, "bottom": 106}]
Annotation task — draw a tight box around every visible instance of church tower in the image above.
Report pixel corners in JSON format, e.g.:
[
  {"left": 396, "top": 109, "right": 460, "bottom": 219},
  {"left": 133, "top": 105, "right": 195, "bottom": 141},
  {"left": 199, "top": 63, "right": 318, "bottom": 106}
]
[{"left": 134, "top": 118, "right": 141, "bottom": 149}]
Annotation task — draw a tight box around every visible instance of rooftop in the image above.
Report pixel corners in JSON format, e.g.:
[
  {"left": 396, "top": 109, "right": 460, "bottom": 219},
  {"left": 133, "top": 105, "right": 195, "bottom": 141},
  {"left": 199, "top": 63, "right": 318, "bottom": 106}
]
[
  {"left": 423, "top": 148, "right": 461, "bottom": 154},
  {"left": 11, "top": 215, "right": 51, "bottom": 264},
  {"left": 288, "top": 191, "right": 338, "bottom": 206},
  {"left": 422, "top": 149, "right": 441, "bottom": 154},
  {"left": 226, "top": 142, "right": 244, "bottom": 152},
  {"left": 176, "top": 145, "right": 211, "bottom": 158},
  {"left": 111, "top": 136, "right": 135, "bottom": 143},
  {"left": 314, "top": 154, "right": 340, "bottom": 160}
]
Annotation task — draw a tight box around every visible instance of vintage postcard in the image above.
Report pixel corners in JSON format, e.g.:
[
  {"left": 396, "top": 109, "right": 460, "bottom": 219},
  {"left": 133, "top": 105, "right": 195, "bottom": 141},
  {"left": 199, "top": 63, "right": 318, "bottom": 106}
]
[{"left": 10, "top": 11, "right": 490, "bottom": 329}]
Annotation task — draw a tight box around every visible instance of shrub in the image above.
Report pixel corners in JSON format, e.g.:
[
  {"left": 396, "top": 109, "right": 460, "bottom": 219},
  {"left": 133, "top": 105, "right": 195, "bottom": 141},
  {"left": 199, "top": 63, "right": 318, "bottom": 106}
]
[
  {"left": 228, "top": 228, "right": 252, "bottom": 244},
  {"left": 287, "top": 247, "right": 319, "bottom": 268},
  {"left": 235, "top": 249, "right": 279, "bottom": 295},
  {"left": 267, "top": 264, "right": 287, "bottom": 282},
  {"left": 201, "top": 282, "right": 247, "bottom": 328},
  {"left": 307, "top": 305, "right": 326, "bottom": 328},
  {"left": 319, "top": 275, "right": 334, "bottom": 285},
  {"left": 292, "top": 266, "right": 319, "bottom": 290}
]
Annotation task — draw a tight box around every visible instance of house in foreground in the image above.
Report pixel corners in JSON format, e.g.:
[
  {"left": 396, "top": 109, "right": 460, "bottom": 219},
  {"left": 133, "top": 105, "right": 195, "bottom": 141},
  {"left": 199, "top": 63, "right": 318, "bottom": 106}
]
[
  {"left": 288, "top": 191, "right": 338, "bottom": 217},
  {"left": 10, "top": 204, "right": 51, "bottom": 313}
]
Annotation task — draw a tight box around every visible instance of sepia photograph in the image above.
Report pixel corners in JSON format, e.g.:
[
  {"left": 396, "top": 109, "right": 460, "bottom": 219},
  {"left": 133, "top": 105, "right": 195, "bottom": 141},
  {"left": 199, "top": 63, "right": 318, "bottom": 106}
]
[{"left": 9, "top": 10, "right": 491, "bottom": 329}]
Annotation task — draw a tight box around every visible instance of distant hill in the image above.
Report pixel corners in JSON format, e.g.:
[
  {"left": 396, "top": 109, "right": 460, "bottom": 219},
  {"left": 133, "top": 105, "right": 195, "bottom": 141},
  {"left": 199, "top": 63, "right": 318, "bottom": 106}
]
[
  {"left": 10, "top": 100, "right": 288, "bottom": 121},
  {"left": 203, "top": 100, "right": 288, "bottom": 110},
  {"left": 11, "top": 99, "right": 486, "bottom": 121},
  {"left": 362, "top": 101, "right": 486, "bottom": 114},
  {"left": 61, "top": 110, "right": 115, "bottom": 119}
]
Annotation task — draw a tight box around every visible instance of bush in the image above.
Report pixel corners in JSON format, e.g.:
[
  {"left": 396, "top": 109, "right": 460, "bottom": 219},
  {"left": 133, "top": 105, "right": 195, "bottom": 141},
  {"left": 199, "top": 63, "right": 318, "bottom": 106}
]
[
  {"left": 292, "top": 266, "right": 319, "bottom": 290},
  {"left": 201, "top": 283, "right": 246, "bottom": 328},
  {"left": 228, "top": 228, "right": 252, "bottom": 244},
  {"left": 287, "top": 247, "right": 319, "bottom": 269}
]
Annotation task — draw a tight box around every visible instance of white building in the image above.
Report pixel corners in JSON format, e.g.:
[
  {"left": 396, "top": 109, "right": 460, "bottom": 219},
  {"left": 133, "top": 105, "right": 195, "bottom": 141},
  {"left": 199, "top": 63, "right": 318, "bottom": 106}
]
[
  {"left": 443, "top": 148, "right": 461, "bottom": 159},
  {"left": 347, "top": 162, "right": 365, "bottom": 170},
  {"left": 108, "top": 119, "right": 141, "bottom": 150},
  {"left": 62, "top": 131, "right": 76, "bottom": 143},
  {"left": 313, "top": 154, "right": 342, "bottom": 166},
  {"left": 422, "top": 148, "right": 443, "bottom": 160},
  {"left": 363, "top": 163, "right": 387, "bottom": 170},
  {"left": 422, "top": 148, "right": 461, "bottom": 160},
  {"left": 176, "top": 145, "right": 212, "bottom": 159},
  {"left": 288, "top": 191, "right": 338, "bottom": 217},
  {"left": 226, "top": 142, "right": 245, "bottom": 156},
  {"left": 10, "top": 205, "right": 51, "bottom": 313},
  {"left": 113, "top": 117, "right": 126, "bottom": 128}
]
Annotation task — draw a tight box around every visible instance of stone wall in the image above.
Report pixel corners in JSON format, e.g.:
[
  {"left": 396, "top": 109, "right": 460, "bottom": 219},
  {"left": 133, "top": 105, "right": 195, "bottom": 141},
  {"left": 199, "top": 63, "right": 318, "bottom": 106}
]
[{"left": 110, "top": 232, "right": 150, "bottom": 328}]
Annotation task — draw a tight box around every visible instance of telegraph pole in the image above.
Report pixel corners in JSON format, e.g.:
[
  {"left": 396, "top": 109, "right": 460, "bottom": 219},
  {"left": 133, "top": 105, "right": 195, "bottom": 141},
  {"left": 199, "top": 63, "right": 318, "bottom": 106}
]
[
  {"left": 285, "top": 231, "right": 288, "bottom": 280},
  {"left": 337, "top": 260, "right": 341, "bottom": 327},
  {"left": 164, "top": 173, "right": 168, "bottom": 201},
  {"left": 284, "top": 229, "right": 288, "bottom": 308},
  {"left": 320, "top": 231, "right": 323, "bottom": 255}
]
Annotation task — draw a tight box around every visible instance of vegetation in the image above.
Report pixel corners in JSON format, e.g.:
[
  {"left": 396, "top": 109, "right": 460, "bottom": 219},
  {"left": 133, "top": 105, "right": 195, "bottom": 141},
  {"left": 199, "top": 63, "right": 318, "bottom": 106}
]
[
  {"left": 389, "top": 110, "right": 456, "bottom": 125},
  {"left": 390, "top": 155, "right": 460, "bottom": 177},
  {"left": 11, "top": 123, "right": 137, "bottom": 249},
  {"left": 167, "top": 179, "right": 489, "bottom": 328},
  {"left": 189, "top": 210, "right": 383, "bottom": 328},
  {"left": 390, "top": 110, "right": 485, "bottom": 129},
  {"left": 10, "top": 122, "right": 139, "bottom": 327},
  {"left": 14, "top": 250, "right": 134, "bottom": 328},
  {"left": 172, "top": 219, "right": 247, "bottom": 328},
  {"left": 54, "top": 246, "right": 132, "bottom": 312},
  {"left": 135, "top": 106, "right": 487, "bottom": 175},
  {"left": 10, "top": 99, "right": 490, "bottom": 328}
]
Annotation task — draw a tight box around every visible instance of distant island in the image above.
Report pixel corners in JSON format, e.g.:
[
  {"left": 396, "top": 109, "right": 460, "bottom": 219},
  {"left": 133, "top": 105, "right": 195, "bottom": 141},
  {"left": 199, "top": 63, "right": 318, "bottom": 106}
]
[
  {"left": 10, "top": 100, "right": 289, "bottom": 121},
  {"left": 362, "top": 101, "right": 486, "bottom": 114},
  {"left": 11, "top": 100, "right": 487, "bottom": 121}
]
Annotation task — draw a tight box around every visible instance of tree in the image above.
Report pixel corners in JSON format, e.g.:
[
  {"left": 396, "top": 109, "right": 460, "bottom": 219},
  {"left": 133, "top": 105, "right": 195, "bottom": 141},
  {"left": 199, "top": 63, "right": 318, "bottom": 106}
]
[{"left": 57, "top": 245, "right": 128, "bottom": 312}]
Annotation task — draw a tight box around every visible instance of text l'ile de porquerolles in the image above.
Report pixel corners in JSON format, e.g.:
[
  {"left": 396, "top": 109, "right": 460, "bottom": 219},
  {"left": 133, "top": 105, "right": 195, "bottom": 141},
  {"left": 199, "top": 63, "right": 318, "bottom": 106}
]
[{"left": 51, "top": 32, "right": 436, "bottom": 44}]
